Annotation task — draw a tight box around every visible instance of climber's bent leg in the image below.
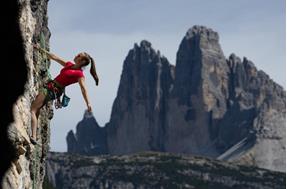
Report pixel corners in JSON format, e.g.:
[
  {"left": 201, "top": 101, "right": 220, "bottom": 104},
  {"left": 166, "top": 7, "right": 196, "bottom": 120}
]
[{"left": 30, "top": 92, "right": 46, "bottom": 142}]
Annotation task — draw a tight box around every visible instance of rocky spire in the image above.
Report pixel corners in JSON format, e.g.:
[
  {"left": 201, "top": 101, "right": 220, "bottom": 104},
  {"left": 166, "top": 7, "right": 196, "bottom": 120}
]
[
  {"left": 173, "top": 25, "right": 229, "bottom": 112},
  {"left": 165, "top": 25, "right": 230, "bottom": 157},
  {"left": 106, "top": 40, "right": 174, "bottom": 154},
  {"left": 66, "top": 110, "right": 108, "bottom": 155}
]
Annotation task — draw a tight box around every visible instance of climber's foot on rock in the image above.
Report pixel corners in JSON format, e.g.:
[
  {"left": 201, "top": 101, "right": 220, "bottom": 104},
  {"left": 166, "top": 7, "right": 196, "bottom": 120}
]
[{"left": 30, "top": 137, "right": 39, "bottom": 146}]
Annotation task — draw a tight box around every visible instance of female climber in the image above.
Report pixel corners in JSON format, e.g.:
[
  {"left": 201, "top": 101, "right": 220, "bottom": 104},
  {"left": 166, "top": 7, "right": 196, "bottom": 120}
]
[{"left": 30, "top": 44, "right": 99, "bottom": 145}]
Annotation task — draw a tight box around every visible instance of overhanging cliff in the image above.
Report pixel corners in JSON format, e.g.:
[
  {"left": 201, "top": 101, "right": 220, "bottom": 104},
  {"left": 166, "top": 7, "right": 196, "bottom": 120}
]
[{"left": 2, "top": 0, "right": 52, "bottom": 188}]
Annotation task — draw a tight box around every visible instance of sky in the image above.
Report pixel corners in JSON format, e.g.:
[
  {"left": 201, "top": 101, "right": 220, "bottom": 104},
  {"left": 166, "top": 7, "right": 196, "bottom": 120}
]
[{"left": 47, "top": 0, "right": 286, "bottom": 152}]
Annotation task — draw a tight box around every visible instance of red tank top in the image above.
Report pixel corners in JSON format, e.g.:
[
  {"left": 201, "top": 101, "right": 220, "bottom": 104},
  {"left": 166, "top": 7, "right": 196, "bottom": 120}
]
[{"left": 54, "top": 61, "right": 84, "bottom": 87}]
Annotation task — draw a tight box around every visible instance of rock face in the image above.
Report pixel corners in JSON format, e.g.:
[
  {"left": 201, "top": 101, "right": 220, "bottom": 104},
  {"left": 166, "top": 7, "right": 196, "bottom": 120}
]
[
  {"left": 165, "top": 26, "right": 285, "bottom": 172},
  {"left": 106, "top": 40, "right": 175, "bottom": 154},
  {"left": 2, "top": 0, "right": 52, "bottom": 188},
  {"left": 218, "top": 54, "right": 285, "bottom": 171},
  {"left": 46, "top": 151, "right": 285, "bottom": 189},
  {"left": 66, "top": 111, "right": 108, "bottom": 155},
  {"left": 166, "top": 26, "right": 230, "bottom": 157},
  {"left": 0, "top": 0, "right": 27, "bottom": 182},
  {"left": 67, "top": 25, "right": 285, "bottom": 172}
]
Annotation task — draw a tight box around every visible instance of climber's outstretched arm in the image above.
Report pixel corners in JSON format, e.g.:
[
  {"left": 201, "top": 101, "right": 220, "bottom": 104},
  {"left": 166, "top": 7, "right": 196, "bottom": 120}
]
[
  {"left": 47, "top": 52, "right": 66, "bottom": 66},
  {"left": 33, "top": 44, "right": 66, "bottom": 66},
  {"left": 78, "top": 77, "right": 92, "bottom": 112}
]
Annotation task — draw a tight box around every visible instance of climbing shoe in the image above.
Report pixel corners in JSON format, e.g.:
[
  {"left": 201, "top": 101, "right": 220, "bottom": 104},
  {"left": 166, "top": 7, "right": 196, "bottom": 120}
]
[{"left": 30, "top": 137, "right": 39, "bottom": 146}]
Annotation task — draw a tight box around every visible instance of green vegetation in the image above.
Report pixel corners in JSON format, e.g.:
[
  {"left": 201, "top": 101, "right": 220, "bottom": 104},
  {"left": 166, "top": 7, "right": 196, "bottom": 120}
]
[{"left": 47, "top": 152, "right": 285, "bottom": 189}]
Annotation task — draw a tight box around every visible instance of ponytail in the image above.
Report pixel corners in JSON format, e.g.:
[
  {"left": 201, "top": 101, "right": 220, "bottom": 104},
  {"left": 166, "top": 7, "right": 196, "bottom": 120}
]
[{"left": 89, "top": 57, "right": 99, "bottom": 86}]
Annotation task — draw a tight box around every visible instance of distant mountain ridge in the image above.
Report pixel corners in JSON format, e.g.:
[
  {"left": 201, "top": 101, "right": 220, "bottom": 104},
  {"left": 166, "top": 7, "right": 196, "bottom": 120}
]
[{"left": 67, "top": 25, "right": 285, "bottom": 172}]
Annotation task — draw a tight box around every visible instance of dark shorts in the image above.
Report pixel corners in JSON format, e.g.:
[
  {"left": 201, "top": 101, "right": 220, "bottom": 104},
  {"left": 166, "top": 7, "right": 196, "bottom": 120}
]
[{"left": 39, "top": 80, "right": 64, "bottom": 104}]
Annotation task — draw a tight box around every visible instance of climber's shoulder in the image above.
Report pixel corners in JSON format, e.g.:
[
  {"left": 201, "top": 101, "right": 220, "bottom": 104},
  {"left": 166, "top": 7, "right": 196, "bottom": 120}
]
[{"left": 65, "top": 61, "right": 74, "bottom": 67}]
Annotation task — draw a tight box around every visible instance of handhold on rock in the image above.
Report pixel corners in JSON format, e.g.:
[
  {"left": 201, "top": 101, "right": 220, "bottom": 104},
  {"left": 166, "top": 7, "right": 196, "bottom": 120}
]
[
  {"left": 17, "top": 145, "right": 27, "bottom": 156},
  {"left": 22, "top": 134, "right": 31, "bottom": 146}
]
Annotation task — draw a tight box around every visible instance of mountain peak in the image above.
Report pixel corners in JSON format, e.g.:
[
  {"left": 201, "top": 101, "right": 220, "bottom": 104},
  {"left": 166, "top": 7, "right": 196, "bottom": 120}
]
[
  {"left": 140, "top": 40, "right": 152, "bottom": 48},
  {"left": 185, "top": 25, "right": 219, "bottom": 41},
  {"left": 229, "top": 53, "right": 241, "bottom": 62},
  {"left": 133, "top": 40, "right": 153, "bottom": 51},
  {"left": 83, "top": 110, "right": 94, "bottom": 119},
  {"left": 66, "top": 110, "right": 108, "bottom": 155}
]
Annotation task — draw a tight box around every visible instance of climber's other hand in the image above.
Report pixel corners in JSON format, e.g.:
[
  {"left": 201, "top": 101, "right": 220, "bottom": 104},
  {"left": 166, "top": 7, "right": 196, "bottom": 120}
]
[
  {"left": 87, "top": 104, "right": 92, "bottom": 112},
  {"left": 33, "top": 44, "right": 45, "bottom": 53},
  {"left": 95, "top": 77, "right": 99, "bottom": 86}
]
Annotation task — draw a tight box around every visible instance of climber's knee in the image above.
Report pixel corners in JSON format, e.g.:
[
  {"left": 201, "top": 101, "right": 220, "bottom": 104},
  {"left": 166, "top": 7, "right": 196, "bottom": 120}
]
[
  {"left": 31, "top": 103, "right": 38, "bottom": 115},
  {"left": 31, "top": 92, "right": 46, "bottom": 112},
  {"left": 36, "top": 109, "right": 40, "bottom": 117}
]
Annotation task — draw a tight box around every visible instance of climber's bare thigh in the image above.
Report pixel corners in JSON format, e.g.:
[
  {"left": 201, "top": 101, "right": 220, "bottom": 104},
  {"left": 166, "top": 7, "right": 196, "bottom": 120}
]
[{"left": 31, "top": 93, "right": 46, "bottom": 113}]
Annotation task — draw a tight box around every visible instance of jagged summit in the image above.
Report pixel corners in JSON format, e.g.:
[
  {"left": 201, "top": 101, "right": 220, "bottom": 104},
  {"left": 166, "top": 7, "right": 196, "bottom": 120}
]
[
  {"left": 133, "top": 40, "right": 153, "bottom": 50},
  {"left": 132, "top": 39, "right": 161, "bottom": 59},
  {"left": 227, "top": 53, "right": 284, "bottom": 93},
  {"left": 66, "top": 110, "right": 108, "bottom": 156},
  {"left": 228, "top": 53, "right": 256, "bottom": 71},
  {"left": 185, "top": 25, "right": 219, "bottom": 41},
  {"left": 140, "top": 40, "right": 152, "bottom": 48},
  {"left": 229, "top": 53, "right": 242, "bottom": 62},
  {"left": 83, "top": 109, "right": 94, "bottom": 119}
]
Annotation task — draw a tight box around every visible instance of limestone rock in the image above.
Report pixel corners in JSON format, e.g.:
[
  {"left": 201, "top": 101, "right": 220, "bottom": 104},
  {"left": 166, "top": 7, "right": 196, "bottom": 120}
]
[
  {"left": 106, "top": 40, "right": 174, "bottom": 154},
  {"left": 2, "top": 0, "right": 52, "bottom": 188}
]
